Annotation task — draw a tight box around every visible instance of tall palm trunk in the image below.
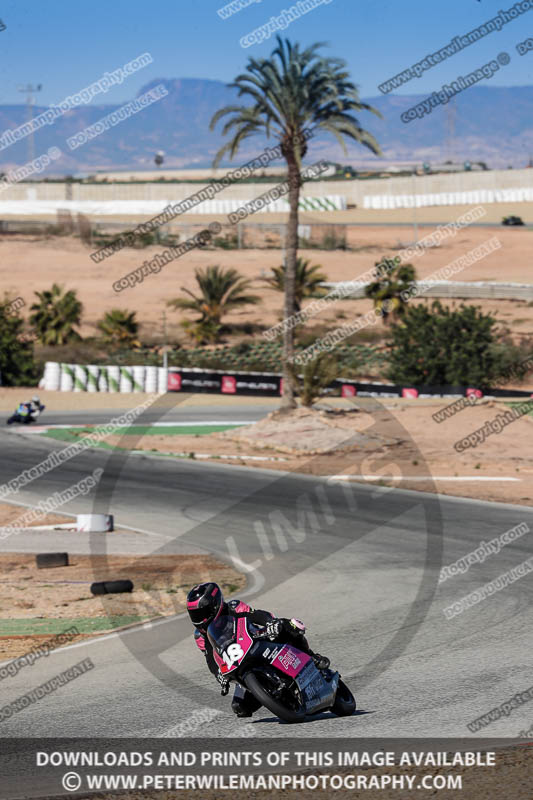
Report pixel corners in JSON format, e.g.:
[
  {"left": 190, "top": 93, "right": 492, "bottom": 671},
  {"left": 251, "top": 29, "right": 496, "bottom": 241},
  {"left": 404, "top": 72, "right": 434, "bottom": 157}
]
[{"left": 281, "top": 157, "right": 301, "bottom": 409}]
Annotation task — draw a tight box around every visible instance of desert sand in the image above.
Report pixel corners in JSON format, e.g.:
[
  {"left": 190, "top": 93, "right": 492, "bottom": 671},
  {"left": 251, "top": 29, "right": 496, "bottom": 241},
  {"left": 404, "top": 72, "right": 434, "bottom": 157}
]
[
  {"left": 1, "top": 223, "right": 532, "bottom": 344},
  {"left": 0, "top": 547, "right": 244, "bottom": 660}
]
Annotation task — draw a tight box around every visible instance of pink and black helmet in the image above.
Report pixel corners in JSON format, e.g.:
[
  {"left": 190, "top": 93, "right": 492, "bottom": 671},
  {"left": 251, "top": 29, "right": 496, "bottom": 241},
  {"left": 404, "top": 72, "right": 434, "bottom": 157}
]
[{"left": 186, "top": 582, "right": 223, "bottom": 629}]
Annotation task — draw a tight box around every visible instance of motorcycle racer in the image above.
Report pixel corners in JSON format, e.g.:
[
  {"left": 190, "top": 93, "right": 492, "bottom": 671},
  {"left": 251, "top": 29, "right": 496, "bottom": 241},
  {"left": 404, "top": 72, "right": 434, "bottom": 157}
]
[
  {"left": 186, "top": 581, "right": 330, "bottom": 717},
  {"left": 18, "top": 396, "right": 44, "bottom": 419}
]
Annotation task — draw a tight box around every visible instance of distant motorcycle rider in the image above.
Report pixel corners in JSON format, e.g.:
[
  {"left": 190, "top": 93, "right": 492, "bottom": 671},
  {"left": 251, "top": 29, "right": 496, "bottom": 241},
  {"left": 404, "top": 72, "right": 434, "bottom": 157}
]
[
  {"left": 186, "top": 582, "right": 329, "bottom": 718},
  {"left": 16, "top": 396, "right": 44, "bottom": 420}
]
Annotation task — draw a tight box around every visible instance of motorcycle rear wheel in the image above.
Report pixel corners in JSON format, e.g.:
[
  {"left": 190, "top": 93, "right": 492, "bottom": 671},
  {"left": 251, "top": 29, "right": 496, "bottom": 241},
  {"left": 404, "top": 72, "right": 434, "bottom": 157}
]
[
  {"left": 331, "top": 678, "right": 356, "bottom": 716},
  {"left": 244, "top": 670, "right": 306, "bottom": 723}
]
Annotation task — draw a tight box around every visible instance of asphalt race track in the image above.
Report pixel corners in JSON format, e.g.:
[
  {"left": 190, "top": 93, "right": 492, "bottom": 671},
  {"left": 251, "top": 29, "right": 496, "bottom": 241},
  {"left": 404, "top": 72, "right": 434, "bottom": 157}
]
[
  {"left": 0, "top": 402, "right": 532, "bottom": 743},
  {"left": 15, "top": 404, "right": 274, "bottom": 427}
]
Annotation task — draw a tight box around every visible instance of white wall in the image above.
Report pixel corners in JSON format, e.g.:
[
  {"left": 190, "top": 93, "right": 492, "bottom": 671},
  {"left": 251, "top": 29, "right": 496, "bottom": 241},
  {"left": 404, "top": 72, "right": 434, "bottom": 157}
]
[{"left": 0, "top": 167, "right": 531, "bottom": 205}]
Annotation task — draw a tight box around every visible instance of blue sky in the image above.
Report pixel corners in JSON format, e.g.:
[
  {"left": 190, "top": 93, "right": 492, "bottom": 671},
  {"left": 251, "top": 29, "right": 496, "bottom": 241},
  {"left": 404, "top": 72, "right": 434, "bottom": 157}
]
[{"left": 1, "top": 0, "right": 531, "bottom": 107}]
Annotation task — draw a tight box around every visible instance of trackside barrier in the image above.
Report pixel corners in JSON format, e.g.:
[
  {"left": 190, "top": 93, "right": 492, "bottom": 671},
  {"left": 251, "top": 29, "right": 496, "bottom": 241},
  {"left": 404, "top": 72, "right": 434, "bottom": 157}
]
[
  {"left": 363, "top": 187, "right": 533, "bottom": 208},
  {"left": 43, "top": 363, "right": 163, "bottom": 394},
  {"left": 322, "top": 280, "right": 533, "bottom": 301},
  {"left": 40, "top": 363, "right": 533, "bottom": 398},
  {"left": 166, "top": 369, "right": 533, "bottom": 399},
  {"left": 0, "top": 196, "right": 347, "bottom": 215}
]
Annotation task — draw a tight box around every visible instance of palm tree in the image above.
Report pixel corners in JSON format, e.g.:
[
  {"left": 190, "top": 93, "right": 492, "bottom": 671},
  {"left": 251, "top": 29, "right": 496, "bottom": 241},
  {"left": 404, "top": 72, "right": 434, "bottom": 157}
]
[
  {"left": 97, "top": 309, "right": 140, "bottom": 347},
  {"left": 364, "top": 258, "right": 417, "bottom": 324},
  {"left": 263, "top": 258, "right": 328, "bottom": 313},
  {"left": 210, "top": 36, "right": 381, "bottom": 407},
  {"left": 29, "top": 284, "right": 82, "bottom": 345},
  {"left": 168, "top": 265, "right": 260, "bottom": 344},
  {"left": 294, "top": 351, "right": 338, "bottom": 407}
]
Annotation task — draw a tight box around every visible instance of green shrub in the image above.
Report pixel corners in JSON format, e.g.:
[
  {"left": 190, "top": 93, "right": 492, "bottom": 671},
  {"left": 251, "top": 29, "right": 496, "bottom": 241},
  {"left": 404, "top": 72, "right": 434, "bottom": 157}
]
[
  {"left": 364, "top": 258, "right": 416, "bottom": 324},
  {"left": 321, "top": 231, "right": 346, "bottom": 250},
  {"left": 293, "top": 352, "right": 338, "bottom": 406},
  {"left": 29, "top": 284, "right": 82, "bottom": 345},
  {"left": 97, "top": 309, "right": 140, "bottom": 348},
  {"left": 213, "top": 233, "right": 238, "bottom": 249},
  {"left": 387, "top": 301, "right": 520, "bottom": 388},
  {"left": 0, "top": 302, "right": 37, "bottom": 386}
]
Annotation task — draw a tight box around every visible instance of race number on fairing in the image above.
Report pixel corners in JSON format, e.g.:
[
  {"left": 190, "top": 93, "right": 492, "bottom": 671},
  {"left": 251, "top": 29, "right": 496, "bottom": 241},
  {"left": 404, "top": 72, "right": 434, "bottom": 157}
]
[{"left": 222, "top": 643, "right": 244, "bottom": 666}]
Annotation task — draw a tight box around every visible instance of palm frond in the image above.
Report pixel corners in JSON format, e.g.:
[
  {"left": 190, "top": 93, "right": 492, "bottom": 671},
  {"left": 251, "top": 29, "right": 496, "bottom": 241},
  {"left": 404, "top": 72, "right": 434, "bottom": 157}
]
[{"left": 167, "top": 266, "right": 261, "bottom": 335}]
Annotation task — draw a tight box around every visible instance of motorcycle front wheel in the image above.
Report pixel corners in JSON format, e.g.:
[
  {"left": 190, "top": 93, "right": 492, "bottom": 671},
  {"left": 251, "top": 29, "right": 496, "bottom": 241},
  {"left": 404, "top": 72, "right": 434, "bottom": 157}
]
[
  {"left": 331, "top": 678, "right": 356, "bottom": 716},
  {"left": 244, "top": 670, "right": 306, "bottom": 723}
]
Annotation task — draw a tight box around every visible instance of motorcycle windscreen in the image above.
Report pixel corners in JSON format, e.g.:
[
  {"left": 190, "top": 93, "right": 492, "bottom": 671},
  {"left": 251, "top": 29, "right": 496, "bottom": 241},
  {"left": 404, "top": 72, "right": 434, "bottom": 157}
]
[
  {"left": 207, "top": 614, "right": 236, "bottom": 655},
  {"left": 207, "top": 615, "right": 253, "bottom": 674}
]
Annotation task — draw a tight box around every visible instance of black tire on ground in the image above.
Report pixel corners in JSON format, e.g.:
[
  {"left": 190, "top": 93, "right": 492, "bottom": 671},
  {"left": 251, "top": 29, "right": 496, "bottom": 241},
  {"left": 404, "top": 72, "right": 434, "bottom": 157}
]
[
  {"left": 90, "top": 580, "right": 134, "bottom": 595},
  {"left": 36, "top": 553, "right": 69, "bottom": 569},
  {"left": 331, "top": 678, "right": 356, "bottom": 716},
  {"left": 244, "top": 670, "right": 306, "bottom": 723},
  {"left": 104, "top": 579, "right": 133, "bottom": 594}
]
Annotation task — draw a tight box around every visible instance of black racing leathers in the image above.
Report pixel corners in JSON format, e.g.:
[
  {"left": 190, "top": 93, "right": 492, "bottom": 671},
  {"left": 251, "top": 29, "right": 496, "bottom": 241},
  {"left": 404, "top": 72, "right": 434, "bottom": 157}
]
[{"left": 193, "top": 599, "right": 312, "bottom": 716}]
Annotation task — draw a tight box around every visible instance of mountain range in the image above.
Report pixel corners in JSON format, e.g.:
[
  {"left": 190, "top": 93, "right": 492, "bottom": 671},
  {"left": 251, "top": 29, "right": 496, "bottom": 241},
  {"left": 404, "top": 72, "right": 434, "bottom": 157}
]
[{"left": 0, "top": 78, "right": 531, "bottom": 173}]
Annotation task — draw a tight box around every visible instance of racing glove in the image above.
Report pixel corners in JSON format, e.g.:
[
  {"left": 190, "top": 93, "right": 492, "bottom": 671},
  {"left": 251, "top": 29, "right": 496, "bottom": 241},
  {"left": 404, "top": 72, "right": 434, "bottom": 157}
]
[
  {"left": 216, "top": 671, "right": 230, "bottom": 696},
  {"left": 264, "top": 620, "right": 283, "bottom": 640}
]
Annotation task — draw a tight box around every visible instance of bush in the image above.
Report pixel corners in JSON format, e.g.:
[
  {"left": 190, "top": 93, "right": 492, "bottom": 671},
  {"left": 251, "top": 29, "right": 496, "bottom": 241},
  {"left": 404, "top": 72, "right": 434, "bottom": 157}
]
[
  {"left": 364, "top": 258, "right": 416, "bottom": 324},
  {"left": 292, "top": 352, "right": 338, "bottom": 406},
  {"left": 30, "top": 284, "right": 82, "bottom": 345},
  {"left": 0, "top": 303, "right": 37, "bottom": 386},
  {"left": 321, "top": 230, "right": 346, "bottom": 250},
  {"left": 181, "top": 319, "right": 222, "bottom": 344},
  {"left": 386, "top": 301, "right": 519, "bottom": 388},
  {"left": 487, "top": 332, "right": 533, "bottom": 385},
  {"left": 213, "top": 233, "right": 238, "bottom": 249},
  {"left": 97, "top": 309, "right": 140, "bottom": 348}
]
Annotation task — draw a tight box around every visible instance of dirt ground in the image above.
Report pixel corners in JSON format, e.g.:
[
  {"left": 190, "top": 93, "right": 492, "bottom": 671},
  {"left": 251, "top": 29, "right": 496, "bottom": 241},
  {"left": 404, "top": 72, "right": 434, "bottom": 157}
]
[
  {"left": 100, "top": 401, "right": 533, "bottom": 506},
  {"left": 0, "top": 502, "right": 72, "bottom": 528},
  {"left": 0, "top": 551, "right": 244, "bottom": 660},
  {"left": 1, "top": 223, "right": 532, "bottom": 343}
]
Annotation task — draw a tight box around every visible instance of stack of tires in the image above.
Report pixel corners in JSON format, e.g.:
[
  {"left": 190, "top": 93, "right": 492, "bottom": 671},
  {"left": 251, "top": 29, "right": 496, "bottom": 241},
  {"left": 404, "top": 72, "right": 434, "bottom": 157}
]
[
  {"left": 157, "top": 368, "right": 168, "bottom": 394},
  {"left": 40, "top": 362, "right": 166, "bottom": 394},
  {"left": 145, "top": 365, "right": 158, "bottom": 393},
  {"left": 132, "top": 365, "right": 146, "bottom": 392},
  {"left": 42, "top": 361, "right": 61, "bottom": 391},
  {"left": 98, "top": 366, "right": 108, "bottom": 392},
  {"left": 74, "top": 365, "right": 88, "bottom": 392},
  {"left": 86, "top": 365, "right": 100, "bottom": 392},
  {"left": 107, "top": 365, "right": 120, "bottom": 393},
  {"left": 119, "top": 366, "right": 134, "bottom": 393},
  {"left": 60, "top": 364, "right": 75, "bottom": 392}
]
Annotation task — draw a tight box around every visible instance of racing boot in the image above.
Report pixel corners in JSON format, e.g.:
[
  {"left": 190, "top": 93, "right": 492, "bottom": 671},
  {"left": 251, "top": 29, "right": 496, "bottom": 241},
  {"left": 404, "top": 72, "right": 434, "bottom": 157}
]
[
  {"left": 231, "top": 685, "right": 261, "bottom": 717},
  {"left": 231, "top": 701, "right": 253, "bottom": 718}
]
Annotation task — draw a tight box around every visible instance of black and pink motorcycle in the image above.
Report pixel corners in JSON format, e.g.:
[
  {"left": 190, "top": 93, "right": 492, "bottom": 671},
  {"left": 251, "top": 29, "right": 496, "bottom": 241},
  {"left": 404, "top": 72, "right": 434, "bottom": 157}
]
[{"left": 207, "top": 614, "right": 356, "bottom": 723}]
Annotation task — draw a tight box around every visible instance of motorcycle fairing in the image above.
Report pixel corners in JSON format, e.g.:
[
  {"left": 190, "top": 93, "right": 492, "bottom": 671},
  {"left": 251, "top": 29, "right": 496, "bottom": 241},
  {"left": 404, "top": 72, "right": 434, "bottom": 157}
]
[
  {"left": 271, "top": 644, "right": 312, "bottom": 678},
  {"left": 293, "top": 660, "right": 339, "bottom": 714},
  {"left": 210, "top": 616, "right": 254, "bottom": 674},
  {"left": 253, "top": 642, "right": 339, "bottom": 715}
]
